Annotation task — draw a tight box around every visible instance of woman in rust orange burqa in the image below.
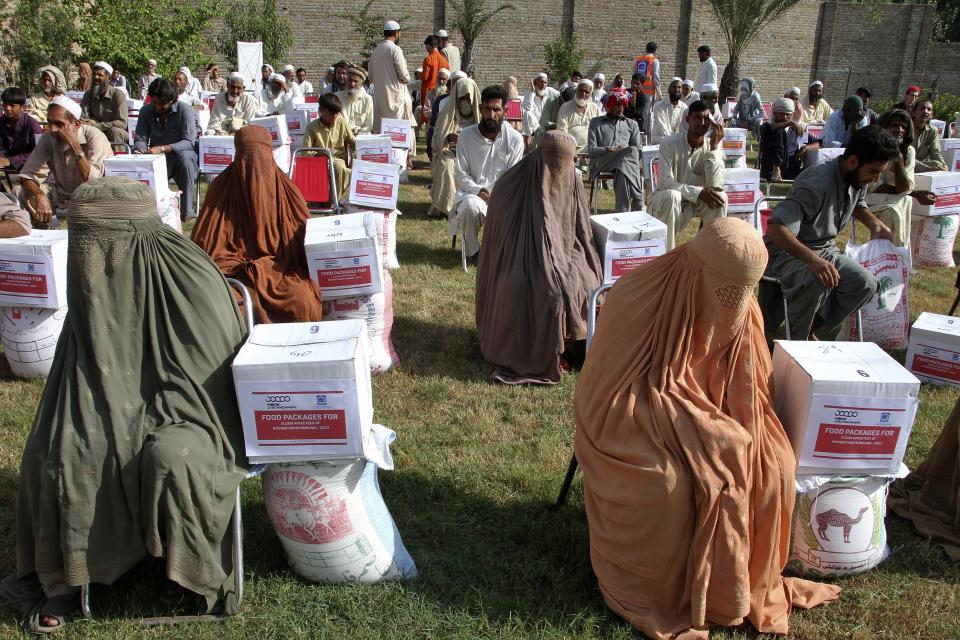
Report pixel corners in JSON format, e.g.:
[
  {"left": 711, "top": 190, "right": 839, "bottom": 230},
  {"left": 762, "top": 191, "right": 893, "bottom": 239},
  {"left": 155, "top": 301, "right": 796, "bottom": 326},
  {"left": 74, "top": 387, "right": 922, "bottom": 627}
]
[
  {"left": 192, "top": 125, "right": 322, "bottom": 323},
  {"left": 574, "top": 217, "right": 839, "bottom": 639}
]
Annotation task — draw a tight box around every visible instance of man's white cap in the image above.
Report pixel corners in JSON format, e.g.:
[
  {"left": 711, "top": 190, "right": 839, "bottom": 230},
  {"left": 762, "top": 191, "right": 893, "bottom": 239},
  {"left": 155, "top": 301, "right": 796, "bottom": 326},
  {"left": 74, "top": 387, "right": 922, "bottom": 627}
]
[
  {"left": 533, "top": 72, "right": 548, "bottom": 81},
  {"left": 436, "top": 29, "right": 449, "bottom": 38},
  {"left": 450, "top": 71, "right": 467, "bottom": 81},
  {"left": 682, "top": 79, "right": 694, "bottom": 87},
  {"left": 147, "top": 59, "right": 157, "bottom": 66},
  {"left": 593, "top": 72, "right": 605, "bottom": 81},
  {"left": 384, "top": 20, "right": 400, "bottom": 31},
  {"left": 809, "top": 80, "right": 823, "bottom": 88},
  {"left": 93, "top": 61, "right": 113, "bottom": 75},
  {"left": 788, "top": 86, "right": 801, "bottom": 96},
  {"left": 438, "top": 68, "right": 451, "bottom": 78},
  {"left": 327, "top": 66, "right": 334, "bottom": 72},
  {"left": 50, "top": 95, "right": 81, "bottom": 119},
  {"left": 670, "top": 76, "right": 683, "bottom": 84},
  {"left": 269, "top": 73, "right": 285, "bottom": 84},
  {"left": 577, "top": 79, "right": 593, "bottom": 90},
  {"left": 698, "top": 83, "right": 719, "bottom": 93},
  {"left": 229, "top": 72, "right": 245, "bottom": 82},
  {"left": 281, "top": 64, "right": 295, "bottom": 73}
]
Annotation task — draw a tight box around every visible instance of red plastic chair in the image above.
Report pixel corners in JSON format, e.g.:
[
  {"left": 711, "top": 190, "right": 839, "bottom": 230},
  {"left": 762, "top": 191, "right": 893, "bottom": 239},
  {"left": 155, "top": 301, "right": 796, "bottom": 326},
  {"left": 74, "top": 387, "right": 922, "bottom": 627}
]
[
  {"left": 289, "top": 147, "right": 340, "bottom": 214},
  {"left": 304, "top": 94, "right": 319, "bottom": 104}
]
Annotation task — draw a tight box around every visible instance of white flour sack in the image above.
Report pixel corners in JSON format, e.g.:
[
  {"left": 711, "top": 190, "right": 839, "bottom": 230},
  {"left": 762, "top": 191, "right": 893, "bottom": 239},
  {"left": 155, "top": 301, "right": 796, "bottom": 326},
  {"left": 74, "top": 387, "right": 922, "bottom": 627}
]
[
  {"left": 786, "top": 470, "right": 903, "bottom": 578},
  {"left": 262, "top": 457, "right": 417, "bottom": 584},
  {"left": 911, "top": 213, "right": 959, "bottom": 268},
  {"left": 322, "top": 269, "right": 400, "bottom": 372},
  {"left": 0, "top": 305, "right": 68, "bottom": 378},
  {"left": 346, "top": 204, "right": 400, "bottom": 269},
  {"left": 840, "top": 239, "right": 910, "bottom": 349}
]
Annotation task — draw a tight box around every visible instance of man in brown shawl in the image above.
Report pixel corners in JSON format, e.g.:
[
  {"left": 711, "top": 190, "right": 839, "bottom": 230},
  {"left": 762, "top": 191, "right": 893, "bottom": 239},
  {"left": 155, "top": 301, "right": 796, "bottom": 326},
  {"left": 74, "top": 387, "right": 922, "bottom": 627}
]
[
  {"left": 889, "top": 397, "right": 960, "bottom": 562},
  {"left": 192, "top": 125, "right": 323, "bottom": 323},
  {"left": 429, "top": 77, "right": 481, "bottom": 219},
  {"left": 1, "top": 177, "right": 249, "bottom": 632},
  {"left": 476, "top": 130, "right": 602, "bottom": 384},
  {"left": 574, "top": 217, "right": 839, "bottom": 639}
]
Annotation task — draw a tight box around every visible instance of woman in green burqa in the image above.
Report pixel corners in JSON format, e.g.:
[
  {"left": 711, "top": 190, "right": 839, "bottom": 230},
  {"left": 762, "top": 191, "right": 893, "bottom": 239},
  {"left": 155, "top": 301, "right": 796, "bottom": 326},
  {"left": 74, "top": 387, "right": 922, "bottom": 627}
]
[{"left": 1, "top": 177, "right": 249, "bottom": 632}]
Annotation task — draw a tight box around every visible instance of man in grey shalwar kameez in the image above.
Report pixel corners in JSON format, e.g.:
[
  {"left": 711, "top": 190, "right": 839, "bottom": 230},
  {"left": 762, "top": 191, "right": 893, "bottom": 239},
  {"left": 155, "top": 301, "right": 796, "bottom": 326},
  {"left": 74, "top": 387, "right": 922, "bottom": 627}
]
[
  {"left": 585, "top": 92, "right": 644, "bottom": 212},
  {"left": 763, "top": 125, "right": 898, "bottom": 339}
]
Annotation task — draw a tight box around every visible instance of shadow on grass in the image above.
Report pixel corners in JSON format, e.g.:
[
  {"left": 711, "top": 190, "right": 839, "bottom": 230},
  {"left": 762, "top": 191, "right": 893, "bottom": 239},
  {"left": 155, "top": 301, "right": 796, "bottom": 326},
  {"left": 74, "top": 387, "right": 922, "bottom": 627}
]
[
  {"left": 395, "top": 239, "right": 465, "bottom": 269},
  {"left": 391, "top": 315, "right": 489, "bottom": 384}
]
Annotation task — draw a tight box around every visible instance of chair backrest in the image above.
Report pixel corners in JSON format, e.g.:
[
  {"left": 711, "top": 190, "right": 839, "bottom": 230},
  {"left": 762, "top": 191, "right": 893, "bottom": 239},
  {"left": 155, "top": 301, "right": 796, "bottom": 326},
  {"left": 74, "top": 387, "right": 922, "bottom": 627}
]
[
  {"left": 650, "top": 157, "right": 661, "bottom": 191},
  {"left": 290, "top": 148, "right": 338, "bottom": 213}
]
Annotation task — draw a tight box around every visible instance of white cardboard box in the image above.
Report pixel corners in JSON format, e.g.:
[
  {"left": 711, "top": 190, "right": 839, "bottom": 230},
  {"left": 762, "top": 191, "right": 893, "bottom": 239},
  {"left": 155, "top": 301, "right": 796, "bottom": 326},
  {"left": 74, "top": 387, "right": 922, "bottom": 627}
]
[
  {"left": 285, "top": 109, "right": 310, "bottom": 136},
  {"left": 772, "top": 340, "right": 920, "bottom": 475},
  {"left": 127, "top": 98, "right": 144, "bottom": 112},
  {"left": 800, "top": 123, "right": 825, "bottom": 145},
  {"left": 641, "top": 145, "right": 660, "bottom": 183},
  {"left": 249, "top": 115, "right": 289, "bottom": 147},
  {"left": 231, "top": 320, "right": 374, "bottom": 463},
  {"left": 104, "top": 155, "right": 170, "bottom": 208},
  {"left": 379, "top": 117, "right": 414, "bottom": 149},
  {"left": 945, "top": 148, "right": 960, "bottom": 173},
  {"left": 806, "top": 147, "right": 844, "bottom": 167},
  {"left": 193, "top": 107, "right": 210, "bottom": 136},
  {"left": 905, "top": 312, "right": 960, "bottom": 388},
  {"left": 722, "top": 167, "right": 761, "bottom": 214},
  {"left": 199, "top": 135, "right": 236, "bottom": 173},
  {"left": 913, "top": 171, "right": 960, "bottom": 216},
  {"left": 296, "top": 103, "right": 319, "bottom": 121},
  {"left": 931, "top": 119, "right": 946, "bottom": 138},
  {"left": 723, "top": 97, "right": 736, "bottom": 119},
  {"left": 939, "top": 137, "right": 960, "bottom": 157},
  {"left": 355, "top": 134, "right": 394, "bottom": 164},
  {"left": 0, "top": 230, "right": 68, "bottom": 308},
  {"left": 349, "top": 159, "right": 400, "bottom": 210},
  {"left": 304, "top": 212, "right": 383, "bottom": 299},
  {"left": 590, "top": 211, "right": 667, "bottom": 285},
  {"left": 721, "top": 127, "right": 747, "bottom": 158}
]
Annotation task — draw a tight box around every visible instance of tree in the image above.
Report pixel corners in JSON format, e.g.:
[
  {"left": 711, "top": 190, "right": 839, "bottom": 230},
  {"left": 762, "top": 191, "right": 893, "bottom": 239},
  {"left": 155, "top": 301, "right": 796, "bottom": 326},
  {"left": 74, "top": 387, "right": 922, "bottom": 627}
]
[
  {"left": 543, "top": 36, "right": 585, "bottom": 87},
  {"left": 337, "top": 0, "right": 410, "bottom": 62},
  {"left": 216, "top": 0, "right": 293, "bottom": 69},
  {"left": 7, "top": 0, "right": 79, "bottom": 90},
  {"left": 76, "top": 0, "right": 222, "bottom": 79},
  {"left": 933, "top": 215, "right": 954, "bottom": 239},
  {"left": 875, "top": 276, "right": 893, "bottom": 310},
  {"left": 449, "top": 0, "right": 514, "bottom": 72},
  {"left": 707, "top": 0, "right": 801, "bottom": 100}
]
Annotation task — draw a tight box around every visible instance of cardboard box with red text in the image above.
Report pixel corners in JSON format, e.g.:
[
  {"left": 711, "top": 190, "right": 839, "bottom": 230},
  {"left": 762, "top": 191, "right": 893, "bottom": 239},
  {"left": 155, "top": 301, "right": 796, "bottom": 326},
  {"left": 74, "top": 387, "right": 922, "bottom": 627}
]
[
  {"left": 590, "top": 211, "right": 667, "bottom": 285},
  {"left": 913, "top": 171, "right": 960, "bottom": 216},
  {"left": 304, "top": 212, "right": 383, "bottom": 299},
  {"left": 0, "top": 230, "right": 68, "bottom": 309},
  {"left": 104, "top": 155, "right": 169, "bottom": 209},
  {"left": 905, "top": 312, "right": 960, "bottom": 388}
]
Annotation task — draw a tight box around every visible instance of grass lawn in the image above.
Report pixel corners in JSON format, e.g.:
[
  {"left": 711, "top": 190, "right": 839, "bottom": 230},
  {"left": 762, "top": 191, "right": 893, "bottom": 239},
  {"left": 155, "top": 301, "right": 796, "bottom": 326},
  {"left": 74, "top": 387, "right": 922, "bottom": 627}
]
[{"left": 0, "top": 147, "right": 958, "bottom": 639}]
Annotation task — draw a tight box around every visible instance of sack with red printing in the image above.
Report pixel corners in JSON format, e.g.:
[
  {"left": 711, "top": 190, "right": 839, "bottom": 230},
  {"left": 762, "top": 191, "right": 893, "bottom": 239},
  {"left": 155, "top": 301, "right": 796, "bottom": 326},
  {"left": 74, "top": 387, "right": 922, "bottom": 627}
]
[
  {"left": 911, "top": 213, "right": 959, "bottom": 268},
  {"left": 322, "top": 269, "right": 400, "bottom": 372},
  {"left": 345, "top": 204, "right": 400, "bottom": 269},
  {"left": 840, "top": 239, "right": 910, "bottom": 349}
]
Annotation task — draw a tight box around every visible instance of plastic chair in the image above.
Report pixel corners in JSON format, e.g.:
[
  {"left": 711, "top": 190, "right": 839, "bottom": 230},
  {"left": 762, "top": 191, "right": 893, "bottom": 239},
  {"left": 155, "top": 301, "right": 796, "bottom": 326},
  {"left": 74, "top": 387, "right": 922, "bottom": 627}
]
[
  {"left": 590, "top": 172, "right": 616, "bottom": 215},
  {"left": 554, "top": 283, "right": 612, "bottom": 509},
  {"left": 289, "top": 147, "right": 340, "bottom": 214},
  {"left": 112, "top": 142, "right": 132, "bottom": 155},
  {"left": 80, "top": 278, "right": 262, "bottom": 624}
]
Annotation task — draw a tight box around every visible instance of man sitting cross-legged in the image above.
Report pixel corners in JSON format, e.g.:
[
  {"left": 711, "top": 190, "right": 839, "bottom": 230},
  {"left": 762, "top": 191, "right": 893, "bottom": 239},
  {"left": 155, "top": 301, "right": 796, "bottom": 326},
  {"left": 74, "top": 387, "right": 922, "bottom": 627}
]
[{"left": 762, "top": 125, "right": 897, "bottom": 340}]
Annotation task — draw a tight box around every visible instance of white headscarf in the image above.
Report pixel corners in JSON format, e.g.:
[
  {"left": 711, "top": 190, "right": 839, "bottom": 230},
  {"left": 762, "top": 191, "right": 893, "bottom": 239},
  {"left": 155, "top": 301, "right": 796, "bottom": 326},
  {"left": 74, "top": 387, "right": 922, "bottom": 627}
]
[{"left": 92, "top": 61, "right": 113, "bottom": 76}]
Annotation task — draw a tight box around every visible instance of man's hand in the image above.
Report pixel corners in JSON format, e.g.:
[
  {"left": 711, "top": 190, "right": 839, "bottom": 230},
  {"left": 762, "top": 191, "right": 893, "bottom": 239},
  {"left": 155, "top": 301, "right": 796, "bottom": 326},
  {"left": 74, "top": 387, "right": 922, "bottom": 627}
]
[
  {"left": 447, "top": 132, "right": 459, "bottom": 145},
  {"left": 32, "top": 193, "right": 53, "bottom": 227},
  {"left": 0, "top": 157, "right": 9, "bottom": 168},
  {"left": 58, "top": 123, "right": 82, "bottom": 155},
  {"left": 807, "top": 255, "right": 840, "bottom": 288},
  {"left": 148, "top": 145, "right": 166, "bottom": 155},
  {"left": 869, "top": 220, "right": 894, "bottom": 241},
  {"left": 604, "top": 145, "right": 624, "bottom": 153},
  {"left": 478, "top": 189, "right": 490, "bottom": 203},
  {"left": 913, "top": 190, "right": 936, "bottom": 206},
  {"left": 709, "top": 121, "right": 724, "bottom": 149},
  {"left": 698, "top": 186, "right": 725, "bottom": 209}
]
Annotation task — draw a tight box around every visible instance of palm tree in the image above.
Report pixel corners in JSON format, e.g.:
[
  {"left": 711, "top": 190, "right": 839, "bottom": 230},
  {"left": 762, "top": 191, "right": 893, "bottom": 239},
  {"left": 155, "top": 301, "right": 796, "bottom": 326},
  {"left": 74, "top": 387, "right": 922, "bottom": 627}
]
[
  {"left": 707, "top": 0, "right": 801, "bottom": 99},
  {"left": 449, "top": 0, "right": 514, "bottom": 72},
  {"left": 876, "top": 276, "right": 894, "bottom": 310},
  {"left": 933, "top": 215, "right": 954, "bottom": 239}
]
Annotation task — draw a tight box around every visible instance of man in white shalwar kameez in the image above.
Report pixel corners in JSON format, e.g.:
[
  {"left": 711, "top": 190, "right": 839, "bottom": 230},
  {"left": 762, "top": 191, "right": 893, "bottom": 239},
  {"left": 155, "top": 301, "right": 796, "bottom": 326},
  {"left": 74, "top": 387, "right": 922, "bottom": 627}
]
[
  {"left": 207, "top": 73, "right": 262, "bottom": 134},
  {"left": 259, "top": 74, "right": 297, "bottom": 115},
  {"left": 336, "top": 66, "right": 374, "bottom": 134},
  {"left": 520, "top": 73, "right": 559, "bottom": 139},
  {"left": 649, "top": 100, "right": 727, "bottom": 249},
  {"left": 557, "top": 80, "right": 600, "bottom": 153},
  {"left": 370, "top": 20, "right": 414, "bottom": 136},
  {"left": 451, "top": 85, "right": 525, "bottom": 261}
]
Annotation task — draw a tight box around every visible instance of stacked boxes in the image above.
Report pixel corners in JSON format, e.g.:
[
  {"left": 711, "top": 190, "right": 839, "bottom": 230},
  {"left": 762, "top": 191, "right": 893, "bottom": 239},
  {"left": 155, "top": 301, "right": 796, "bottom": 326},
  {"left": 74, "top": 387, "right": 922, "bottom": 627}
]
[{"left": 590, "top": 211, "right": 668, "bottom": 285}]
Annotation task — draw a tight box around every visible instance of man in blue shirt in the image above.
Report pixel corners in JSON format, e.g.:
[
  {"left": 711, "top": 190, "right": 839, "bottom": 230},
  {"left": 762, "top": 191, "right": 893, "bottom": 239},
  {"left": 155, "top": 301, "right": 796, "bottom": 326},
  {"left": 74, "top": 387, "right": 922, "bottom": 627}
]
[{"left": 134, "top": 78, "right": 198, "bottom": 220}]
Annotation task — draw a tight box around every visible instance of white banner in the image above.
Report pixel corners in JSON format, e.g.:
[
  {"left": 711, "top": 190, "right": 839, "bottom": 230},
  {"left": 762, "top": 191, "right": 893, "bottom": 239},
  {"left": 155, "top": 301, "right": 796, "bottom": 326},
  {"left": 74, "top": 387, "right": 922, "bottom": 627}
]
[{"left": 237, "top": 41, "right": 264, "bottom": 91}]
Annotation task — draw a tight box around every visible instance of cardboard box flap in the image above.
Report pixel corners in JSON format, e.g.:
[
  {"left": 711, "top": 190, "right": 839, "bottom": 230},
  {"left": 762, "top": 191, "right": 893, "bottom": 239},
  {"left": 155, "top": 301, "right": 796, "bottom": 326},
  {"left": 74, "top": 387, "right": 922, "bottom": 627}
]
[
  {"left": 912, "top": 311, "right": 960, "bottom": 337},
  {"left": 304, "top": 212, "right": 377, "bottom": 244},
  {"left": 591, "top": 211, "right": 667, "bottom": 238},
  {"left": 245, "top": 319, "right": 365, "bottom": 349},
  {"left": 774, "top": 340, "right": 920, "bottom": 387},
  {"left": 0, "top": 230, "right": 68, "bottom": 255}
]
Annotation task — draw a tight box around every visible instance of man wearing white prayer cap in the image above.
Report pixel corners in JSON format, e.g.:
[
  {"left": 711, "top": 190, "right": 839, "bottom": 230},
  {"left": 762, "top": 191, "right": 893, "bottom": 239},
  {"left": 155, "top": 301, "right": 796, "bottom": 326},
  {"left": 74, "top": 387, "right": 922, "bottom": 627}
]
[
  {"left": 520, "top": 72, "right": 559, "bottom": 145},
  {"left": 591, "top": 72, "right": 607, "bottom": 111},
  {"left": 369, "top": 19, "right": 415, "bottom": 136},
  {"left": 680, "top": 78, "right": 699, "bottom": 106},
  {"left": 15, "top": 96, "right": 113, "bottom": 227},
  {"left": 81, "top": 61, "right": 129, "bottom": 146},
  {"left": 259, "top": 72, "right": 297, "bottom": 115},
  {"left": 649, "top": 77, "right": 687, "bottom": 144},
  {"left": 697, "top": 83, "right": 723, "bottom": 122},
  {"left": 800, "top": 79, "right": 832, "bottom": 125},
  {"left": 280, "top": 63, "right": 304, "bottom": 103},
  {"left": 138, "top": 58, "right": 161, "bottom": 100},
  {"left": 785, "top": 86, "right": 803, "bottom": 122},
  {"left": 436, "top": 28, "right": 462, "bottom": 73},
  {"left": 207, "top": 72, "right": 262, "bottom": 135}
]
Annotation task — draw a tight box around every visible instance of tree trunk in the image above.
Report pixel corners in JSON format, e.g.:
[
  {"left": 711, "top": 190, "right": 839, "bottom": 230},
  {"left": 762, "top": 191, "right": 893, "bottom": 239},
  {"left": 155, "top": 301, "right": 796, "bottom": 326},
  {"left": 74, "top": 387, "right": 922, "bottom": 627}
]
[
  {"left": 462, "top": 39, "right": 473, "bottom": 73},
  {"left": 719, "top": 55, "right": 740, "bottom": 102}
]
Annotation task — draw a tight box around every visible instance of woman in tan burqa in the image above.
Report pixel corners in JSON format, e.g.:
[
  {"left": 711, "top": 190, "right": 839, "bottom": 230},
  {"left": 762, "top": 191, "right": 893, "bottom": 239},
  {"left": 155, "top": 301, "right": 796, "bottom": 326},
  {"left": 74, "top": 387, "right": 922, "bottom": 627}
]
[
  {"left": 476, "top": 130, "right": 601, "bottom": 384},
  {"left": 888, "top": 397, "right": 960, "bottom": 562},
  {"left": 574, "top": 217, "right": 839, "bottom": 638}
]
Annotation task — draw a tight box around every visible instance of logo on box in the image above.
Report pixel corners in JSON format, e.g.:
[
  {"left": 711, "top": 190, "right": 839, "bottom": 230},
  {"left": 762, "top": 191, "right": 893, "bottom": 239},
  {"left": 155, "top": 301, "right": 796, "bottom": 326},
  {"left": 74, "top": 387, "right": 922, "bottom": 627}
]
[{"left": 316, "top": 394, "right": 327, "bottom": 406}]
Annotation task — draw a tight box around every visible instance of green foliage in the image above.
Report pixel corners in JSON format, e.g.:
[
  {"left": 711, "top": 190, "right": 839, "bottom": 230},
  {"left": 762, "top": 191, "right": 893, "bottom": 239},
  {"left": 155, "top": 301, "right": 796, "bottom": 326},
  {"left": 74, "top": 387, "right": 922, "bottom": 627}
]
[
  {"left": 336, "top": 0, "right": 410, "bottom": 63},
  {"left": 449, "top": 0, "right": 515, "bottom": 71},
  {"left": 216, "top": 0, "right": 293, "bottom": 69},
  {"left": 76, "top": 0, "right": 222, "bottom": 79},
  {"left": 872, "top": 98, "right": 893, "bottom": 114},
  {"left": 543, "top": 36, "right": 585, "bottom": 86},
  {"left": 7, "top": 0, "right": 79, "bottom": 90},
  {"left": 933, "top": 92, "right": 960, "bottom": 122}
]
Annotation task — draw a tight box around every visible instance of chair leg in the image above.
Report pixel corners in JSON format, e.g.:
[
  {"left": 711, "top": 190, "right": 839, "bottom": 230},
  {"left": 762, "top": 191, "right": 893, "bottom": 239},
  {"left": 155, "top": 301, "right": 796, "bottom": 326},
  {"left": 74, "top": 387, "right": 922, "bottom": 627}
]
[
  {"left": 554, "top": 453, "right": 580, "bottom": 508},
  {"left": 451, "top": 235, "right": 457, "bottom": 250}
]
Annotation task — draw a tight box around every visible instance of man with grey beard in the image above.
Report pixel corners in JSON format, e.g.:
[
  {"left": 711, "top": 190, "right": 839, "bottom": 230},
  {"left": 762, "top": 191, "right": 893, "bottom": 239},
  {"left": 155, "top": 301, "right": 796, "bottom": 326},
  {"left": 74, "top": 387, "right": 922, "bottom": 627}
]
[
  {"left": 336, "top": 66, "right": 374, "bottom": 134},
  {"left": 207, "top": 73, "right": 262, "bottom": 135},
  {"left": 80, "top": 61, "right": 129, "bottom": 146},
  {"left": 556, "top": 79, "right": 600, "bottom": 153}
]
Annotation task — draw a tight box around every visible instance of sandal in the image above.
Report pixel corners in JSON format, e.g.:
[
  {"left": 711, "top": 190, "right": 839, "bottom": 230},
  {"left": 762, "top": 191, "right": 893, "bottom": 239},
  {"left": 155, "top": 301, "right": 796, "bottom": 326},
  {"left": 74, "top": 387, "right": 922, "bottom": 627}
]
[{"left": 24, "top": 594, "right": 80, "bottom": 635}]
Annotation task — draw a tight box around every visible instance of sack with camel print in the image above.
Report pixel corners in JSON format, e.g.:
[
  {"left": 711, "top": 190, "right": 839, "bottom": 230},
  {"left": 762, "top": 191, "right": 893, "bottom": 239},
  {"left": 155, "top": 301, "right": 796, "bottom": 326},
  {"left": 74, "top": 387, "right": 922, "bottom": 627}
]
[
  {"left": 786, "top": 466, "right": 907, "bottom": 578},
  {"left": 839, "top": 239, "right": 911, "bottom": 349}
]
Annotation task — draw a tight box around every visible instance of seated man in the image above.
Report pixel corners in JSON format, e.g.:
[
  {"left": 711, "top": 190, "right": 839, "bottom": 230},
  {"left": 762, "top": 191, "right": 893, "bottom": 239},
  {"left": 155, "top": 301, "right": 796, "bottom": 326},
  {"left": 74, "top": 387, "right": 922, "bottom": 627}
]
[
  {"left": 910, "top": 98, "right": 947, "bottom": 172},
  {"left": 821, "top": 95, "right": 869, "bottom": 148},
  {"left": 650, "top": 77, "right": 688, "bottom": 144},
  {"left": 15, "top": 97, "right": 112, "bottom": 227},
  {"left": 556, "top": 79, "right": 600, "bottom": 153},
  {"left": 648, "top": 100, "right": 727, "bottom": 249},
  {"left": 138, "top": 59, "right": 161, "bottom": 101},
  {"left": 193, "top": 126, "right": 322, "bottom": 323},
  {"left": 426, "top": 71, "right": 465, "bottom": 161},
  {"left": 476, "top": 131, "right": 602, "bottom": 384},
  {"left": 296, "top": 68, "right": 314, "bottom": 95},
  {"left": 202, "top": 63, "right": 227, "bottom": 92},
  {"left": 800, "top": 80, "right": 832, "bottom": 126},
  {"left": 1, "top": 177, "right": 249, "bottom": 632},
  {"left": 763, "top": 125, "right": 897, "bottom": 340},
  {"left": 0, "top": 192, "right": 31, "bottom": 238},
  {"left": 110, "top": 67, "right": 129, "bottom": 94},
  {"left": 590, "top": 73, "right": 607, "bottom": 112},
  {"left": 324, "top": 60, "right": 350, "bottom": 96},
  {"left": 451, "top": 85, "right": 525, "bottom": 263},
  {"left": 207, "top": 73, "right": 261, "bottom": 135},
  {"left": 520, "top": 73, "right": 559, "bottom": 146},
  {"left": 730, "top": 77, "right": 764, "bottom": 136},
  {"left": 430, "top": 77, "right": 481, "bottom": 218},
  {"left": 134, "top": 78, "right": 199, "bottom": 221},
  {"left": 586, "top": 93, "right": 644, "bottom": 213},
  {"left": 574, "top": 217, "right": 839, "bottom": 640},
  {"left": 280, "top": 64, "right": 304, "bottom": 104},
  {"left": 559, "top": 70, "right": 582, "bottom": 91},
  {"left": 302, "top": 93, "right": 356, "bottom": 201},
  {"left": 759, "top": 97, "right": 803, "bottom": 182},
  {"left": 785, "top": 86, "right": 803, "bottom": 122},
  {"left": 697, "top": 83, "right": 724, "bottom": 122},
  {"left": 174, "top": 69, "right": 206, "bottom": 108},
  {"left": 680, "top": 79, "right": 699, "bottom": 106},
  {"left": 336, "top": 66, "right": 374, "bottom": 135},
  {"left": 0, "top": 87, "right": 42, "bottom": 172},
  {"left": 178, "top": 67, "right": 203, "bottom": 101},
  {"left": 28, "top": 66, "right": 67, "bottom": 123},
  {"left": 80, "top": 61, "right": 129, "bottom": 146},
  {"left": 259, "top": 74, "right": 297, "bottom": 115},
  {"left": 855, "top": 87, "right": 879, "bottom": 124}
]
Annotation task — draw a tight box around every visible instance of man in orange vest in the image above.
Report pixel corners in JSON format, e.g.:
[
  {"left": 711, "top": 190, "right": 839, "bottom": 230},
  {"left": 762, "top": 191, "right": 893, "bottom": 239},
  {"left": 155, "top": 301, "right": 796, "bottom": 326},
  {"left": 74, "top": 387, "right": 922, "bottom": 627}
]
[
  {"left": 633, "top": 41, "right": 660, "bottom": 134},
  {"left": 420, "top": 34, "right": 450, "bottom": 123}
]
